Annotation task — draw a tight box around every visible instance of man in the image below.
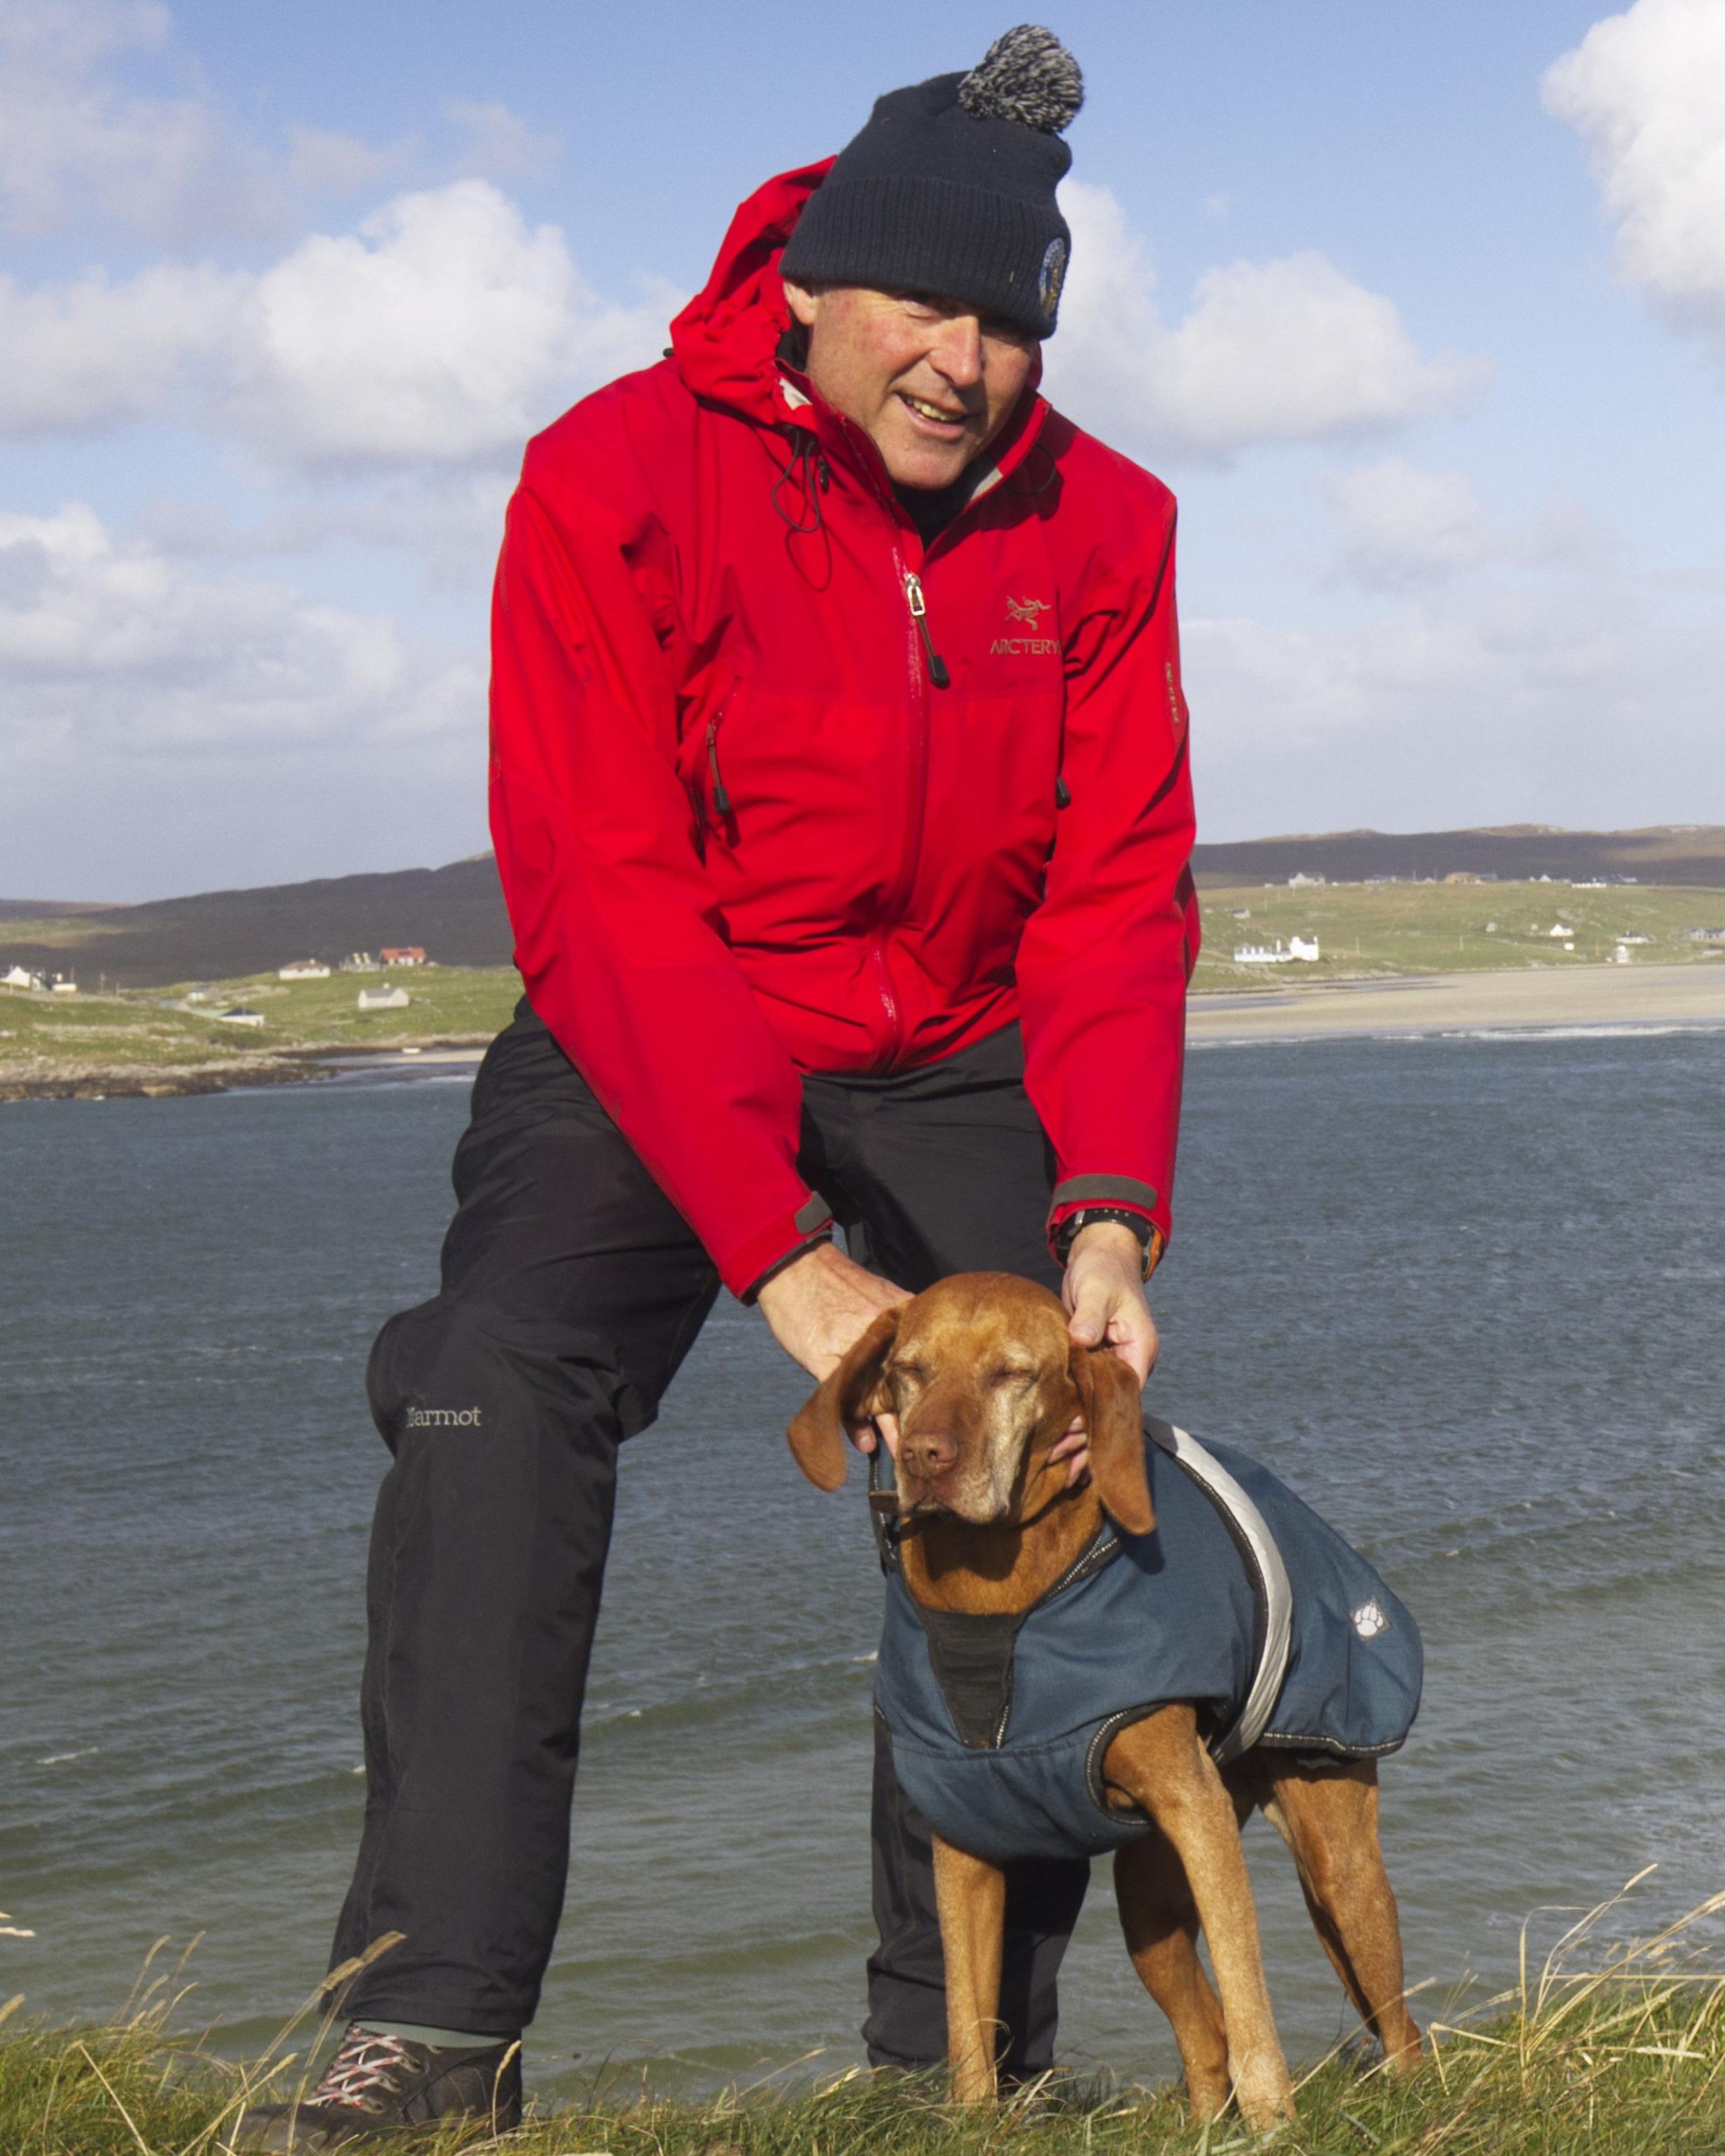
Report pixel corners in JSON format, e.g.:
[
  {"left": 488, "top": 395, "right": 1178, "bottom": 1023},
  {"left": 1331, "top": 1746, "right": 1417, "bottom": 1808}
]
[{"left": 237, "top": 26, "right": 1197, "bottom": 2149}]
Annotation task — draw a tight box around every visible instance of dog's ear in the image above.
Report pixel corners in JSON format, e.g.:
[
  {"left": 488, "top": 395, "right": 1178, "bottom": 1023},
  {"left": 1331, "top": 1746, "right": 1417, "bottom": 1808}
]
[
  {"left": 786, "top": 1306, "right": 902, "bottom": 1493},
  {"left": 1068, "top": 1343, "right": 1154, "bottom": 1535}
]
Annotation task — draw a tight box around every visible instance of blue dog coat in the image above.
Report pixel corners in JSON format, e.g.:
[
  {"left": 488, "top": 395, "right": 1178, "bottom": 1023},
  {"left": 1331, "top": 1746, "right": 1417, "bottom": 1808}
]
[{"left": 874, "top": 1419, "right": 1422, "bottom": 1866}]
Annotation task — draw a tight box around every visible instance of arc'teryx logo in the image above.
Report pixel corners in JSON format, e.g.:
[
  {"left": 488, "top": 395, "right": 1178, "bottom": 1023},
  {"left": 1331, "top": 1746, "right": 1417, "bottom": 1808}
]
[
  {"left": 993, "top": 596, "right": 1056, "bottom": 658},
  {"left": 404, "top": 1405, "right": 483, "bottom": 1429}
]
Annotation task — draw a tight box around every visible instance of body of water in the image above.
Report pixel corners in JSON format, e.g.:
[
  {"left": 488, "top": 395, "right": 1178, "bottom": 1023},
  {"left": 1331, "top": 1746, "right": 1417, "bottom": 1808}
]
[{"left": 3, "top": 1028, "right": 1722, "bottom": 2097}]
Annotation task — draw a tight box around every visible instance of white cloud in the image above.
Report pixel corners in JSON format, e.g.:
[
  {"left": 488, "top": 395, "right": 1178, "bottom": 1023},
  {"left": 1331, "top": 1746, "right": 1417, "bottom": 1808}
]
[
  {"left": 443, "top": 98, "right": 561, "bottom": 181},
  {"left": 0, "top": 502, "right": 490, "bottom": 896},
  {"left": 1044, "top": 181, "right": 1485, "bottom": 466},
  {"left": 0, "top": 0, "right": 278, "bottom": 240},
  {"left": 230, "top": 182, "right": 672, "bottom": 469},
  {"left": 1183, "top": 578, "right": 1722, "bottom": 836},
  {"left": 0, "top": 503, "right": 478, "bottom": 761},
  {"left": 1544, "top": 0, "right": 1725, "bottom": 359},
  {"left": 0, "top": 261, "right": 246, "bottom": 435},
  {"left": 0, "top": 181, "right": 677, "bottom": 468},
  {"left": 1323, "top": 458, "right": 1606, "bottom": 589}
]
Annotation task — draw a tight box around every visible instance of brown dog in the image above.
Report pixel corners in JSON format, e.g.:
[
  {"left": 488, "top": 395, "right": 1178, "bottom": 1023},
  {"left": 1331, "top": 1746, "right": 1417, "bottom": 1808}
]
[{"left": 788, "top": 1272, "right": 1421, "bottom": 2130}]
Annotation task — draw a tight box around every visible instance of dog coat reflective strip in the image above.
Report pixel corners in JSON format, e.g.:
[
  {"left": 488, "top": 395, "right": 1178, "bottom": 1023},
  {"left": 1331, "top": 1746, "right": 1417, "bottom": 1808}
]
[
  {"left": 874, "top": 1424, "right": 1422, "bottom": 1868},
  {"left": 1154, "top": 1424, "right": 1292, "bottom": 1763}
]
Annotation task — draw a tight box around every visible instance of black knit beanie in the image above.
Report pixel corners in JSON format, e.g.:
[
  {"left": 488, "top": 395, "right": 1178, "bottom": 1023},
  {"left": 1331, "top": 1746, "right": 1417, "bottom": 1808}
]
[{"left": 779, "top": 25, "right": 1083, "bottom": 340}]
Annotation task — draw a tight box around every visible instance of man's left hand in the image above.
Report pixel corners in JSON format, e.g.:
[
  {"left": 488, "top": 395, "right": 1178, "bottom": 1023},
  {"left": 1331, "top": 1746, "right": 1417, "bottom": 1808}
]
[{"left": 1052, "top": 1220, "right": 1159, "bottom": 1487}]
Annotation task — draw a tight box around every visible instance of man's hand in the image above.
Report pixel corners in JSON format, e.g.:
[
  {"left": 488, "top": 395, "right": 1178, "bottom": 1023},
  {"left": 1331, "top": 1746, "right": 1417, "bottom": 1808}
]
[
  {"left": 1052, "top": 1219, "right": 1160, "bottom": 1487},
  {"left": 757, "top": 1241, "right": 910, "bottom": 1411}
]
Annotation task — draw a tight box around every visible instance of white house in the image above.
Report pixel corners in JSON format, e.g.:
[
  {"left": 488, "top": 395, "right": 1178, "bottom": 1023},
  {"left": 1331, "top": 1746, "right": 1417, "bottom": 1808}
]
[
  {"left": 1234, "top": 942, "right": 1292, "bottom": 965},
  {"left": 1288, "top": 935, "right": 1321, "bottom": 962},
  {"left": 51, "top": 977, "right": 77, "bottom": 993},
  {"left": 3, "top": 964, "right": 44, "bottom": 990},
  {"left": 358, "top": 984, "right": 412, "bottom": 1011},
  {"left": 216, "top": 1006, "right": 265, "bottom": 1028},
  {"left": 279, "top": 960, "right": 331, "bottom": 980}
]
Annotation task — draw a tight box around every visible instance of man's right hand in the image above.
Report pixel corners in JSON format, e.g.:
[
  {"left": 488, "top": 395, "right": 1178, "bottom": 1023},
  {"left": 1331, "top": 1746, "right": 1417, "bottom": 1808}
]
[{"left": 757, "top": 1240, "right": 910, "bottom": 1398}]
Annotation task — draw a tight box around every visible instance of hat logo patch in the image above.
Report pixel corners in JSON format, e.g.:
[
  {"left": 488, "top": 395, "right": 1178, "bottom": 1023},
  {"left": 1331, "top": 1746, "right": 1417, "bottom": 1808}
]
[
  {"left": 1352, "top": 1599, "right": 1390, "bottom": 1641},
  {"left": 1038, "top": 237, "right": 1067, "bottom": 319}
]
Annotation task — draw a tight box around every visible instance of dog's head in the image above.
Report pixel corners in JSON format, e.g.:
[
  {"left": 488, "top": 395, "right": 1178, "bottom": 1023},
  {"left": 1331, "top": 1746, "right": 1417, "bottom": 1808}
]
[{"left": 786, "top": 1271, "right": 1152, "bottom": 1534}]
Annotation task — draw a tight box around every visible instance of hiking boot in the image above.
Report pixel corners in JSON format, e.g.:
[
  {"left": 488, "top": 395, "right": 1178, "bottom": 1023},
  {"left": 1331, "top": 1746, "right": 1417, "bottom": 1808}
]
[{"left": 228, "top": 2023, "right": 522, "bottom": 2149}]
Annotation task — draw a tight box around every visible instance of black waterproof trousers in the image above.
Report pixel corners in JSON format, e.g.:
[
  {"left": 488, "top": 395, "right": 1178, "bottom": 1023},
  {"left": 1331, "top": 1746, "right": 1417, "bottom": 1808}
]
[{"left": 331, "top": 1001, "right": 1090, "bottom": 2068}]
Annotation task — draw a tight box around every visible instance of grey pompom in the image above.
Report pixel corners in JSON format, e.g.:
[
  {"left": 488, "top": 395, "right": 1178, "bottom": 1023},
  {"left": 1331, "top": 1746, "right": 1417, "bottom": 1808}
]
[{"left": 957, "top": 24, "right": 1084, "bottom": 134}]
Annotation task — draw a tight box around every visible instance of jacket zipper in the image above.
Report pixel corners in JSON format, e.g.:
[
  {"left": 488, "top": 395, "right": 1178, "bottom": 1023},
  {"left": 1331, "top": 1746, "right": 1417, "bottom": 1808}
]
[
  {"left": 902, "top": 571, "right": 950, "bottom": 688},
  {"left": 704, "top": 711, "right": 732, "bottom": 822},
  {"left": 867, "top": 548, "right": 937, "bottom": 1066}
]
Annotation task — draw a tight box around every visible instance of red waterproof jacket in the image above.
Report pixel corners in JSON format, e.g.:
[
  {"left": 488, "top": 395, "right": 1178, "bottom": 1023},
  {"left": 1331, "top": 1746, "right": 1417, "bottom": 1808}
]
[{"left": 490, "top": 162, "right": 1199, "bottom": 1299}]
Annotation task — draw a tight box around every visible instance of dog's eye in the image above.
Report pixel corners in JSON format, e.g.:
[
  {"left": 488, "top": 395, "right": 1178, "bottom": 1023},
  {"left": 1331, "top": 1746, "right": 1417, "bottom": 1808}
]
[
  {"left": 892, "top": 1362, "right": 926, "bottom": 1386},
  {"left": 989, "top": 1366, "right": 1035, "bottom": 1388}
]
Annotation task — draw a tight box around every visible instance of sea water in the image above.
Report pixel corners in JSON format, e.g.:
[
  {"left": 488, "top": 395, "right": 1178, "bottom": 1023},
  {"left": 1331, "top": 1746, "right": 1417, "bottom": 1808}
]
[{"left": 3, "top": 1029, "right": 1722, "bottom": 2096}]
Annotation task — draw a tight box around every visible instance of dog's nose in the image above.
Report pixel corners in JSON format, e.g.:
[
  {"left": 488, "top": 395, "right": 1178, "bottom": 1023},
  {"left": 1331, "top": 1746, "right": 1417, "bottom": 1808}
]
[{"left": 902, "top": 1428, "right": 958, "bottom": 1479}]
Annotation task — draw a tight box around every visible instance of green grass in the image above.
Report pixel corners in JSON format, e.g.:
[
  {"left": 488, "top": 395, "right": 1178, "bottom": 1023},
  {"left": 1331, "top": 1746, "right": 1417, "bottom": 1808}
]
[
  {"left": 1193, "top": 879, "right": 1725, "bottom": 991},
  {"left": 6, "top": 1888, "right": 1724, "bottom": 2155},
  {"left": 5, "top": 877, "right": 1725, "bottom": 1095},
  {"left": 0, "top": 966, "right": 523, "bottom": 1097}
]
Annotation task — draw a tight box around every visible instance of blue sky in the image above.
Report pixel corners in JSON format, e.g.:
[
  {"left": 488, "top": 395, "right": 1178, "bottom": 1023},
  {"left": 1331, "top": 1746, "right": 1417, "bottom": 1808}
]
[{"left": 2, "top": 0, "right": 1722, "bottom": 900}]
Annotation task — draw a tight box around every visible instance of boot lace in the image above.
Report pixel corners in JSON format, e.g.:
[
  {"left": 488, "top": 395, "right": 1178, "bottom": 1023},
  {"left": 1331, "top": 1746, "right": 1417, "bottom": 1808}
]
[{"left": 312, "top": 2027, "right": 414, "bottom": 2114}]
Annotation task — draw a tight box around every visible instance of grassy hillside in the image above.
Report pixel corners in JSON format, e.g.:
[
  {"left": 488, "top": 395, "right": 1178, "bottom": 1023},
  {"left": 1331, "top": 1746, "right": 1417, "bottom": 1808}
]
[
  {"left": 5, "top": 878, "right": 1723, "bottom": 1097},
  {"left": 1191, "top": 879, "right": 1725, "bottom": 989},
  {"left": 0, "top": 965, "right": 522, "bottom": 1099}
]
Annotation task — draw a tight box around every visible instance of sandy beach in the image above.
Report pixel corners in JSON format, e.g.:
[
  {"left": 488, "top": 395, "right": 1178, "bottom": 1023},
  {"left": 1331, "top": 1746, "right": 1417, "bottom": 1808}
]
[{"left": 1187, "top": 960, "right": 1725, "bottom": 1045}]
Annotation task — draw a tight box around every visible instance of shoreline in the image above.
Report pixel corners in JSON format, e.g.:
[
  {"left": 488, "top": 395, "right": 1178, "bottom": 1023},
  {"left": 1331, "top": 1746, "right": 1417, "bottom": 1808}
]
[
  {"left": 4, "top": 966, "right": 1722, "bottom": 1101},
  {"left": 1186, "top": 960, "right": 1725, "bottom": 1045}
]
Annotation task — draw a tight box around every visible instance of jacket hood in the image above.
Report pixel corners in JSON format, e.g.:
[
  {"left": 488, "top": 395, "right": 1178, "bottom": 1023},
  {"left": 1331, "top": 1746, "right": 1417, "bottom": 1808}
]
[{"left": 669, "top": 160, "right": 834, "bottom": 427}]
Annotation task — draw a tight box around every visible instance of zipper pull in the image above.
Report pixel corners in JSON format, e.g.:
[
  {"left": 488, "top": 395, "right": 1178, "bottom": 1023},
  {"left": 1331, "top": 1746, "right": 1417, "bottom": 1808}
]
[
  {"left": 903, "top": 572, "right": 951, "bottom": 689},
  {"left": 705, "top": 716, "right": 732, "bottom": 817}
]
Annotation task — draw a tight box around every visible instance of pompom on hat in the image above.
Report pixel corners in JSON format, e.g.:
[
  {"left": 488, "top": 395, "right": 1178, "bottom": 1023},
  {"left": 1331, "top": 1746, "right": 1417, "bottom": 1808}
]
[{"left": 779, "top": 26, "right": 1084, "bottom": 340}]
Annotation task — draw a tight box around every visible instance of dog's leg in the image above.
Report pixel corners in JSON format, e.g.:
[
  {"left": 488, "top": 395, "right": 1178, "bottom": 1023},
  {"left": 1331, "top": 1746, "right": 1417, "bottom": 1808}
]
[
  {"left": 1113, "top": 1827, "right": 1230, "bottom": 2120},
  {"left": 931, "top": 1833, "right": 1007, "bottom": 2103},
  {"left": 1261, "top": 1758, "right": 1422, "bottom": 2071},
  {"left": 1104, "top": 1707, "right": 1296, "bottom": 2130}
]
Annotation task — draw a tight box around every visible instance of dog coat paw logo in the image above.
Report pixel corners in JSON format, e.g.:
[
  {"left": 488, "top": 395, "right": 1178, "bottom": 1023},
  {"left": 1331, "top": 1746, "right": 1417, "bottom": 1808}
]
[{"left": 1351, "top": 1598, "right": 1390, "bottom": 1640}]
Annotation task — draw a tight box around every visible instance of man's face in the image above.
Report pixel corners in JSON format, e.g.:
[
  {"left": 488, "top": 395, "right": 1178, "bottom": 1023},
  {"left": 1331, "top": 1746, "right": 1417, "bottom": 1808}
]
[{"left": 782, "top": 280, "right": 1038, "bottom": 491}]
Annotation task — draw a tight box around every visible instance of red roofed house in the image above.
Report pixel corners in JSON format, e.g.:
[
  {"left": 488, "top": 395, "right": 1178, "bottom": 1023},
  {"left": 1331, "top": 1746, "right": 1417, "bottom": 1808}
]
[{"left": 380, "top": 947, "right": 427, "bottom": 966}]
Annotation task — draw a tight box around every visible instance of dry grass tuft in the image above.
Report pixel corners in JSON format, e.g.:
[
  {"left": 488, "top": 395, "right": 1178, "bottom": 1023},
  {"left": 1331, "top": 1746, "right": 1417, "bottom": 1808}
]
[{"left": 5, "top": 1882, "right": 1724, "bottom": 2153}]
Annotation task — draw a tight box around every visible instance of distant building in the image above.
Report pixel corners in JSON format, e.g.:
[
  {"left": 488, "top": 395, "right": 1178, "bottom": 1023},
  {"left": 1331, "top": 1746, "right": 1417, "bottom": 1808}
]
[
  {"left": 1288, "top": 935, "right": 1321, "bottom": 962},
  {"left": 279, "top": 960, "right": 331, "bottom": 980},
  {"left": 3, "top": 964, "right": 44, "bottom": 991},
  {"left": 1547, "top": 923, "right": 1573, "bottom": 939},
  {"left": 1287, "top": 873, "right": 1326, "bottom": 888},
  {"left": 1443, "top": 871, "right": 1479, "bottom": 884},
  {"left": 1614, "top": 933, "right": 1653, "bottom": 946},
  {"left": 51, "top": 977, "right": 77, "bottom": 993},
  {"left": 380, "top": 946, "right": 427, "bottom": 966},
  {"left": 216, "top": 1006, "right": 265, "bottom": 1028},
  {"left": 340, "top": 952, "right": 382, "bottom": 973},
  {"left": 358, "top": 983, "right": 412, "bottom": 1010},
  {"left": 1686, "top": 927, "right": 1725, "bottom": 944},
  {"left": 1235, "top": 941, "right": 1291, "bottom": 965}
]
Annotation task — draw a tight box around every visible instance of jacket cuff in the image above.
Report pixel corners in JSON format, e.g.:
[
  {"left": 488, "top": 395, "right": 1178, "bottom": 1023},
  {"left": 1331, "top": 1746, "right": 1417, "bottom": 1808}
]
[
  {"left": 1046, "top": 1177, "right": 1165, "bottom": 1275},
  {"left": 725, "top": 1193, "right": 834, "bottom": 1303}
]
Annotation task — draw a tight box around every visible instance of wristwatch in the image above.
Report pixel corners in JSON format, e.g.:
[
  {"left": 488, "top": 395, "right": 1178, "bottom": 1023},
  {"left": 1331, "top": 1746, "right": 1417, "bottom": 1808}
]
[{"left": 1053, "top": 1206, "right": 1156, "bottom": 1274}]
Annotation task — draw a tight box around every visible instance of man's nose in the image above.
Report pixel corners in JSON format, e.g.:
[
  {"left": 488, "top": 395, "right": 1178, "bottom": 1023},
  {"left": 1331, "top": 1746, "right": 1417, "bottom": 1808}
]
[
  {"left": 901, "top": 1425, "right": 959, "bottom": 1479},
  {"left": 929, "top": 315, "right": 984, "bottom": 389}
]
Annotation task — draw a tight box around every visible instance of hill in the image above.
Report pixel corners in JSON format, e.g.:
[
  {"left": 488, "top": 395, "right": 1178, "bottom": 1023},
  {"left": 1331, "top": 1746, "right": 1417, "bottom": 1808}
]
[
  {"left": 5, "top": 827, "right": 1724, "bottom": 989},
  {"left": 1189, "top": 824, "right": 1725, "bottom": 888}
]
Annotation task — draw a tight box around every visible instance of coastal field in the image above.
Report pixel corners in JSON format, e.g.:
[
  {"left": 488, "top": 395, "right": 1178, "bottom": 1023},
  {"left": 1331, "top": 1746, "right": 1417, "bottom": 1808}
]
[
  {"left": 4, "top": 880, "right": 1724, "bottom": 1098},
  {"left": 5, "top": 1926, "right": 1725, "bottom": 2156},
  {"left": 1189, "top": 877, "right": 1725, "bottom": 987}
]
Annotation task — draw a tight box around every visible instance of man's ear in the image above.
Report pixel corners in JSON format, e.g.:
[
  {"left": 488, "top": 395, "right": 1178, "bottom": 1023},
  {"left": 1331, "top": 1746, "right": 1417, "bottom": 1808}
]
[
  {"left": 1068, "top": 1342, "right": 1154, "bottom": 1536},
  {"left": 786, "top": 1307, "right": 902, "bottom": 1493}
]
